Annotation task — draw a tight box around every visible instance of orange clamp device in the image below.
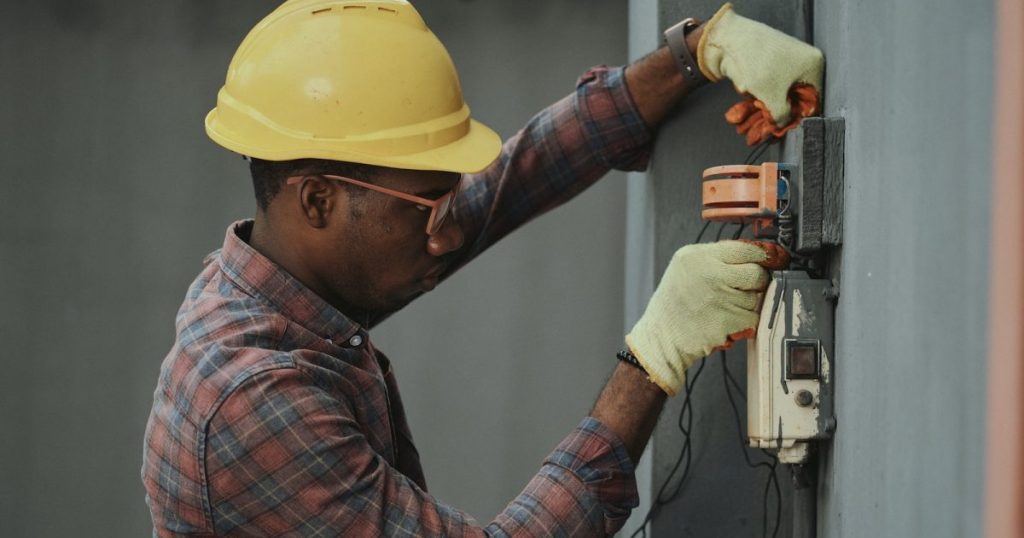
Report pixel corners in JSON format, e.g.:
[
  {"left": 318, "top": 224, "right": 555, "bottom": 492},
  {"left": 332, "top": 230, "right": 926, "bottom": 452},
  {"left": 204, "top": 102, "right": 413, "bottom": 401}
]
[{"left": 701, "top": 162, "right": 784, "bottom": 237}]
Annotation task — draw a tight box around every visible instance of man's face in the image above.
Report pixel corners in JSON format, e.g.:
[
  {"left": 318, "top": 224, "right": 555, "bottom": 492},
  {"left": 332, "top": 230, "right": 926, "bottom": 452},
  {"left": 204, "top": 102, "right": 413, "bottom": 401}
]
[{"left": 310, "top": 167, "right": 465, "bottom": 318}]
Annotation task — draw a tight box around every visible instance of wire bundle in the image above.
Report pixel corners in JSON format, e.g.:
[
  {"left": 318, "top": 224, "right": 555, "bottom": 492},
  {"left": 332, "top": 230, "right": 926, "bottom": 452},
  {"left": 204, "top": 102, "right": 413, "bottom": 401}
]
[{"left": 629, "top": 140, "right": 782, "bottom": 537}]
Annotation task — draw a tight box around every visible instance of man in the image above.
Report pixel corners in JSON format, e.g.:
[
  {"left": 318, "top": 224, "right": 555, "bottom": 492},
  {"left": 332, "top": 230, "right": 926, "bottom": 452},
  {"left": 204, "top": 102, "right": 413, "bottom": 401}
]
[{"left": 142, "top": 1, "right": 823, "bottom": 535}]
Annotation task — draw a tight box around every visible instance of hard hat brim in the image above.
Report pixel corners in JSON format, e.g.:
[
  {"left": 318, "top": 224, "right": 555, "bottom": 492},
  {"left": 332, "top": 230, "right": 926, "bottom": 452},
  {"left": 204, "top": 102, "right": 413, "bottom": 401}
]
[
  {"left": 206, "top": 109, "right": 503, "bottom": 175},
  {"left": 373, "top": 118, "right": 503, "bottom": 174}
]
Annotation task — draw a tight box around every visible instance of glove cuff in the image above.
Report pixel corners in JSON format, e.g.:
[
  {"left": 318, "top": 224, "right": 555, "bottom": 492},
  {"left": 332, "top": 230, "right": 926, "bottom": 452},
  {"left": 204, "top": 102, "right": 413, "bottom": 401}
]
[
  {"left": 625, "top": 332, "right": 687, "bottom": 397},
  {"left": 696, "top": 2, "right": 736, "bottom": 82}
]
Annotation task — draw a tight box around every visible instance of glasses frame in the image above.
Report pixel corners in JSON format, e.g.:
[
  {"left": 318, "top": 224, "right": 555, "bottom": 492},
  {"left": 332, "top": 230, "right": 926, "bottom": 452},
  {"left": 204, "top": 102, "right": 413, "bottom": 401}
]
[{"left": 286, "top": 173, "right": 461, "bottom": 235}]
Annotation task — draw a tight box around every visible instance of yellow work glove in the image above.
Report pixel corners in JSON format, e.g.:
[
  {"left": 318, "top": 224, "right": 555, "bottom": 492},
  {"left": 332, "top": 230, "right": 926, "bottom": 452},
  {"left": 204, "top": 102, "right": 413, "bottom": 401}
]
[
  {"left": 626, "top": 241, "right": 769, "bottom": 396},
  {"left": 698, "top": 2, "right": 824, "bottom": 126}
]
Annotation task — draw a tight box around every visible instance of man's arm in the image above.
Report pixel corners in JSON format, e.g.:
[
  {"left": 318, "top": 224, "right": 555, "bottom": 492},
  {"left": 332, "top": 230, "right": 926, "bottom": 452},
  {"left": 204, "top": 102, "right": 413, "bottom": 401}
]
[
  {"left": 591, "top": 362, "right": 667, "bottom": 463},
  {"left": 624, "top": 25, "right": 705, "bottom": 129},
  {"left": 445, "top": 63, "right": 654, "bottom": 278},
  {"left": 445, "top": 22, "right": 713, "bottom": 281}
]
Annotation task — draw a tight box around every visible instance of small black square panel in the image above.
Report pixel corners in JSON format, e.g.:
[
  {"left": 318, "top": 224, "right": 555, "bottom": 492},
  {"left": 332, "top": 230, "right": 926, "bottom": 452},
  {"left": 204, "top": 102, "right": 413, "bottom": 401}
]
[{"left": 786, "top": 340, "right": 819, "bottom": 380}]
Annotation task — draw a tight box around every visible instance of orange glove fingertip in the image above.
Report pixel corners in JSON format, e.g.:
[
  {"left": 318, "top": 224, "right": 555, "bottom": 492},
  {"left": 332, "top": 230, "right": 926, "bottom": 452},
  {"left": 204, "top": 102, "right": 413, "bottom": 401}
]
[{"left": 725, "top": 99, "right": 758, "bottom": 125}]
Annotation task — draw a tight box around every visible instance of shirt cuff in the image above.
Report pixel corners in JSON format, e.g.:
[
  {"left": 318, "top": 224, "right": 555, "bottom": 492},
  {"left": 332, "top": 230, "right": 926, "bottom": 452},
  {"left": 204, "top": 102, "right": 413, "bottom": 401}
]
[
  {"left": 575, "top": 65, "right": 655, "bottom": 172},
  {"left": 544, "top": 416, "right": 639, "bottom": 530}
]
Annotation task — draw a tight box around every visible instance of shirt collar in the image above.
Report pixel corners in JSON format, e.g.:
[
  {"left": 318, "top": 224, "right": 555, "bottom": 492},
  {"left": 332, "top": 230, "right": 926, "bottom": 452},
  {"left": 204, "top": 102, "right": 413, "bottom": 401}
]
[{"left": 216, "top": 219, "right": 362, "bottom": 345}]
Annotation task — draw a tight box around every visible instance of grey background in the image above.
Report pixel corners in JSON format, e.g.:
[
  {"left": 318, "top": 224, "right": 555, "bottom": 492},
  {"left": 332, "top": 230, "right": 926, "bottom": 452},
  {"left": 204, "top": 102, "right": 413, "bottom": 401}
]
[
  {"left": 0, "top": 1, "right": 630, "bottom": 535},
  {"left": 631, "top": 0, "right": 994, "bottom": 537}
]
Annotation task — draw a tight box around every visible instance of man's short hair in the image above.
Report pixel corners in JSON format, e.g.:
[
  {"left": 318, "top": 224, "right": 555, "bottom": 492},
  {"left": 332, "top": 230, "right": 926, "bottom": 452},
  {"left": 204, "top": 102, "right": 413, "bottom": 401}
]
[{"left": 249, "top": 157, "right": 380, "bottom": 211}]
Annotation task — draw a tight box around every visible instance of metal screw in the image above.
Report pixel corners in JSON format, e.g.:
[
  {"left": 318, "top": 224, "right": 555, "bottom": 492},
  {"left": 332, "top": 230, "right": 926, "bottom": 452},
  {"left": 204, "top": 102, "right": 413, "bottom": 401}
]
[{"left": 795, "top": 390, "right": 814, "bottom": 407}]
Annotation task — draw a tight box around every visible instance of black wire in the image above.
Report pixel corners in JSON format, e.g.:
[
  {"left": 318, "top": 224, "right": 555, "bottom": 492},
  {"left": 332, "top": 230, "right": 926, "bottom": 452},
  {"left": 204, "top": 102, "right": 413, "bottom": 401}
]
[
  {"left": 720, "top": 141, "right": 782, "bottom": 537},
  {"left": 744, "top": 139, "right": 772, "bottom": 165},
  {"left": 722, "top": 358, "right": 746, "bottom": 401},
  {"left": 632, "top": 140, "right": 772, "bottom": 537},
  {"left": 662, "top": 358, "right": 705, "bottom": 498},
  {"left": 750, "top": 143, "right": 771, "bottom": 165},
  {"left": 629, "top": 360, "right": 707, "bottom": 538},
  {"left": 720, "top": 351, "right": 782, "bottom": 538},
  {"left": 715, "top": 222, "right": 731, "bottom": 241},
  {"left": 696, "top": 218, "right": 712, "bottom": 242},
  {"left": 628, "top": 219, "right": 715, "bottom": 538},
  {"left": 731, "top": 113, "right": 784, "bottom": 538},
  {"left": 765, "top": 453, "right": 782, "bottom": 538},
  {"left": 719, "top": 352, "right": 770, "bottom": 472},
  {"left": 653, "top": 360, "right": 704, "bottom": 503}
]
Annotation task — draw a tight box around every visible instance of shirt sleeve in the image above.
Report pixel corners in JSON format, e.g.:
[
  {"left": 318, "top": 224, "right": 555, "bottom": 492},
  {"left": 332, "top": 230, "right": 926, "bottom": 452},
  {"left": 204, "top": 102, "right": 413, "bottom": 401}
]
[
  {"left": 205, "top": 367, "right": 639, "bottom": 537},
  {"left": 452, "top": 65, "right": 653, "bottom": 266}
]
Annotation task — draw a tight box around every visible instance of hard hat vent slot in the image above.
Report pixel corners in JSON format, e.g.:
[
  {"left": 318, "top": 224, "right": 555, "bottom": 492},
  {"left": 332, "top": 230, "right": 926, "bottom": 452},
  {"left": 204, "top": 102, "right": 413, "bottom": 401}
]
[
  {"left": 377, "top": 7, "right": 397, "bottom": 13},
  {"left": 311, "top": 7, "right": 333, "bottom": 14},
  {"left": 342, "top": 5, "right": 366, "bottom": 10}
]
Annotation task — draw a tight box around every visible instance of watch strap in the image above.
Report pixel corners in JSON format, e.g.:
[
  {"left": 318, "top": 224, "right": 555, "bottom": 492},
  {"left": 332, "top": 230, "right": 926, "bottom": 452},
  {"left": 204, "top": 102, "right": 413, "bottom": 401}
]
[{"left": 664, "top": 18, "right": 709, "bottom": 90}]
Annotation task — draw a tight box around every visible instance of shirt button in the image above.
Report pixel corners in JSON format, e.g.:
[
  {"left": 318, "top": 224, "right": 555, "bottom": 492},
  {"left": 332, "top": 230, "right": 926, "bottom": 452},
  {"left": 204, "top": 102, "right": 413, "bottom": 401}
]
[{"left": 349, "top": 335, "right": 363, "bottom": 347}]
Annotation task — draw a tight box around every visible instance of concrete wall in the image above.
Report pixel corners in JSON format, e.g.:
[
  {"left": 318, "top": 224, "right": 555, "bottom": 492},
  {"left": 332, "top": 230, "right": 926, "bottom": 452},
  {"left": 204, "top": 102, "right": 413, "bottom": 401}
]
[
  {"left": 813, "top": 1, "right": 992, "bottom": 536},
  {"left": 630, "top": 0, "right": 994, "bottom": 536},
  {"left": 0, "top": 1, "right": 627, "bottom": 535}
]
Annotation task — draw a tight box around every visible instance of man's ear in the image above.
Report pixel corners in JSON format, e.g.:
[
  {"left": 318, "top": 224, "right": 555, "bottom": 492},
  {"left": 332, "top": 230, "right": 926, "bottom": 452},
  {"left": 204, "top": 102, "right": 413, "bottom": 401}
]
[{"left": 294, "top": 176, "right": 340, "bottom": 229}]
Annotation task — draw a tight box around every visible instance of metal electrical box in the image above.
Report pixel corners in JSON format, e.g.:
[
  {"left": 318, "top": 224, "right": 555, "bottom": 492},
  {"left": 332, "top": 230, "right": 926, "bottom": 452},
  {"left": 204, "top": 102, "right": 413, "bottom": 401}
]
[
  {"left": 747, "top": 271, "right": 836, "bottom": 463},
  {"left": 700, "top": 118, "right": 844, "bottom": 465}
]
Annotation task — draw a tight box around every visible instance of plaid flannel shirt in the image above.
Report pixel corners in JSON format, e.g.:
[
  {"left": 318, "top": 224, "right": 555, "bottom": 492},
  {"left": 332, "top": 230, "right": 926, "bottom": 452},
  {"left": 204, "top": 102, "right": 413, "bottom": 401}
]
[{"left": 143, "top": 66, "right": 653, "bottom": 537}]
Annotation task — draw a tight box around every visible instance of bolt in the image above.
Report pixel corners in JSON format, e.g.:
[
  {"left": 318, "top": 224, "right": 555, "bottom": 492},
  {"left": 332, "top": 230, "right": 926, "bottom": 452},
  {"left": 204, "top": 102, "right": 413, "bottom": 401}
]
[
  {"left": 825, "top": 417, "right": 838, "bottom": 433},
  {"left": 795, "top": 390, "right": 814, "bottom": 407}
]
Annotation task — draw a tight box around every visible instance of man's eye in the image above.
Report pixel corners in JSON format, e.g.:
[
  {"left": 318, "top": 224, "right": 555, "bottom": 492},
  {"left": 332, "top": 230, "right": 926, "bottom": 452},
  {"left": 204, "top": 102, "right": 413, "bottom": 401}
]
[{"left": 414, "top": 204, "right": 430, "bottom": 213}]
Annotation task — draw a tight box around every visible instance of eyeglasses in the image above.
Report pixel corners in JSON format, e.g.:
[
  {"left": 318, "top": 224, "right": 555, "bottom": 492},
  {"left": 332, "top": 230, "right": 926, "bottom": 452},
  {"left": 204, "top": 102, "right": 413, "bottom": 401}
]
[{"left": 286, "top": 174, "right": 461, "bottom": 236}]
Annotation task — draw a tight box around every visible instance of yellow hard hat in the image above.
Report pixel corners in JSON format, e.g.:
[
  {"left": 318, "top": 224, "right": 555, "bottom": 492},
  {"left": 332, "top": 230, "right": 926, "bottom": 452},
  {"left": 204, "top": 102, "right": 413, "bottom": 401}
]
[{"left": 205, "top": 0, "right": 501, "bottom": 173}]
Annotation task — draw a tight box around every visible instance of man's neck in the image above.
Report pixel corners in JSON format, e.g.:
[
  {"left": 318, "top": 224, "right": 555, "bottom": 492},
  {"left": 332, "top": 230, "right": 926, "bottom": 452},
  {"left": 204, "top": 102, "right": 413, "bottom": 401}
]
[
  {"left": 248, "top": 214, "right": 378, "bottom": 326},
  {"left": 249, "top": 213, "right": 322, "bottom": 298},
  {"left": 248, "top": 214, "right": 280, "bottom": 267}
]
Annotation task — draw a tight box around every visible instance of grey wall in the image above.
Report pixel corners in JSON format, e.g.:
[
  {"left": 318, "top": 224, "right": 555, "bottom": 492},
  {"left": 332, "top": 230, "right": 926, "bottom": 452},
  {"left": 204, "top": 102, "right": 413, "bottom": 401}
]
[
  {"left": 630, "top": 0, "right": 994, "bottom": 537},
  {"left": 814, "top": 1, "right": 992, "bottom": 537},
  {"left": 0, "top": 1, "right": 627, "bottom": 535}
]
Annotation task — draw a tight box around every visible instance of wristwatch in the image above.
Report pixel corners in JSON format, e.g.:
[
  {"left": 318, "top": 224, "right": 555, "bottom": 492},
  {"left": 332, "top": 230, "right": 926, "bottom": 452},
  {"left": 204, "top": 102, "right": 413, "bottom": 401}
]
[{"left": 663, "top": 17, "right": 709, "bottom": 90}]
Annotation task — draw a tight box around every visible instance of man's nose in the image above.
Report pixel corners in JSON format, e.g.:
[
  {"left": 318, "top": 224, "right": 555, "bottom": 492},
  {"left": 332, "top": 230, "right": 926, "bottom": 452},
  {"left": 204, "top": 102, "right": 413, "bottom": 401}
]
[{"left": 426, "top": 216, "right": 465, "bottom": 256}]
